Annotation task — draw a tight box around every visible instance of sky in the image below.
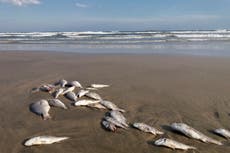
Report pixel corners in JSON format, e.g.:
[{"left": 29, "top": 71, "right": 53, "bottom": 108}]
[{"left": 0, "top": 0, "right": 230, "bottom": 32}]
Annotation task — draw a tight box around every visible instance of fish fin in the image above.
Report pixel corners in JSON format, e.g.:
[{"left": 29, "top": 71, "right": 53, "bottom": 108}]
[
  {"left": 123, "top": 122, "right": 129, "bottom": 128},
  {"left": 122, "top": 125, "right": 129, "bottom": 130},
  {"left": 112, "top": 127, "right": 117, "bottom": 132},
  {"left": 118, "top": 109, "right": 126, "bottom": 113},
  {"left": 42, "top": 114, "right": 51, "bottom": 120}
]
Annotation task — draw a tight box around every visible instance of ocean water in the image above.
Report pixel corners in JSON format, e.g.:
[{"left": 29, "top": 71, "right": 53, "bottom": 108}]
[{"left": 1, "top": 30, "right": 230, "bottom": 56}]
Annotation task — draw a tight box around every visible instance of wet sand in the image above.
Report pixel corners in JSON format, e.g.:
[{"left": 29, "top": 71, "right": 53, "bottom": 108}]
[{"left": 0, "top": 51, "right": 230, "bottom": 153}]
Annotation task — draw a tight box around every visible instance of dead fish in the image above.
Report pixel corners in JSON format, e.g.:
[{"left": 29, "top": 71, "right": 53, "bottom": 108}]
[
  {"left": 171, "top": 123, "right": 222, "bottom": 145},
  {"left": 67, "top": 81, "right": 83, "bottom": 88},
  {"left": 87, "top": 103, "right": 107, "bottom": 109},
  {"left": 48, "top": 99, "right": 67, "bottom": 109},
  {"left": 104, "top": 116, "right": 128, "bottom": 130},
  {"left": 101, "top": 120, "right": 116, "bottom": 132},
  {"left": 24, "top": 136, "right": 69, "bottom": 146},
  {"left": 90, "top": 84, "right": 110, "bottom": 88},
  {"left": 77, "top": 89, "right": 89, "bottom": 98},
  {"left": 40, "top": 84, "right": 56, "bottom": 93},
  {"left": 30, "top": 99, "right": 51, "bottom": 120},
  {"left": 154, "top": 138, "right": 196, "bottom": 150},
  {"left": 53, "top": 88, "right": 64, "bottom": 98},
  {"left": 100, "top": 100, "right": 125, "bottom": 112},
  {"left": 74, "top": 99, "right": 100, "bottom": 106},
  {"left": 59, "top": 79, "right": 68, "bottom": 87},
  {"left": 64, "top": 91, "right": 77, "bottom": 102},
  {"left": 110, "top": 110, "right": 129, "bottom": 127},
  {"left": 62, "top": 86, "right": 75, "bottom": 95},
  {"left": 132, "top": 122, "right": 163, "bottom": 135},
  {"left": 32, "top": 84, "right": 55, "bottom": 93},
  {"left": 85, "top": 92, "right": 102, "bottom": 100},
  {"left": 214, "top": 128, "right": 230, "bottom": 139}
]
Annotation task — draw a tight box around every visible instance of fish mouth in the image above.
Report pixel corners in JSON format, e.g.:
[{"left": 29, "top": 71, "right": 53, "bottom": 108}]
[{"left": 23, "top": 140, "right": 32, "bottom": 146}]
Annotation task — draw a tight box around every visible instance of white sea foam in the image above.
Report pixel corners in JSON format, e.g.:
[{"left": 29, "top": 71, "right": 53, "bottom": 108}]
[{"left": 1, "top": 30, "right": 230, "bottom": 43}]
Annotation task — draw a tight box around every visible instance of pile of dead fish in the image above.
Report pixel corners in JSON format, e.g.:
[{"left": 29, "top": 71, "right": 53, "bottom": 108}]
[
  {"left": 26, "top": 79, "right": 129, "bottom": 146},
  {"left": 24, "top": 79, "right": 230, "bottom": 151},
  {"left": 29, "top": 79, "right": 111, "bottom": 120}
]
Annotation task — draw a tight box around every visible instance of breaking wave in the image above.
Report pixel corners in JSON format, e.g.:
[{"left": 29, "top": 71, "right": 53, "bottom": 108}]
[{"left": 0, "top": 30, "right": 230, "bottom": 44}]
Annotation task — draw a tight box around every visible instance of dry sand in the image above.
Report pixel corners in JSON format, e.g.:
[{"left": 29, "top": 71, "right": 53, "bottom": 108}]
[{"left": 0, "top": 51, "right": 230, "bottom": 153}]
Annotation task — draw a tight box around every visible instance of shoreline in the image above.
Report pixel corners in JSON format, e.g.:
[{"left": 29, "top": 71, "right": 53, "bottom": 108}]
[
  {"left": 1, "top": 40, "right": 230, "bottom": 57},
  {"left": 1, "top": 41, "right": 230, "bottom": 57},
  {"left": 0, "top": 51, "right": 230, "bottom": 153},
  {"left": 2, "top": 49, "right": 230, "bottom": 58}
]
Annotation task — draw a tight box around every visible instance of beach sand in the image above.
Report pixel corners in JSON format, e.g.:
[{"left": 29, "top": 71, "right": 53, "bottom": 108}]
[{"left": 0, "top": 51, "right": 230, "bottom": 153}]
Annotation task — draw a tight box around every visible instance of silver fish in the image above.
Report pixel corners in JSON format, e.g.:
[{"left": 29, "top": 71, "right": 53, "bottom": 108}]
[
  {"left": 133, "top": 122, "right": 163, "bottom": 135},
  {"left": 24, "top": 136, "right": 69, "bottom": 146},
  {"left": 30, "top": 99, "right": 51, "bottom": 120},
  {"left": 40, "top": 84, "right": 56, "bottom": 93},
  {"left": 68, "top": 81, "right": 83, "bottom": 88},
  {"left": 104, "top": 116, "right": 128, "bottom": 130},
  {"left": 85, "top": 92, "right": 102, "bottom": 100},
  {"left": 154, "top": 138, "right": 196, "bottom": 150},
  {"left": 48, "top": 99, "right": 67, "bottom": 109},
  {"left": 32, "top": 84, "right": 55, "bottom": 93},
  {"left": 110, "top": 110, "right": 129, "bottom": 127},
  {"left": 90, "top": 84, "right": 110, "bottom": 88},
  {"left": 59, "top": 79, "right": 68, "bottom": 87},
  {"left": 171, "top": 123, "right": 222, "bottom": 145},
  {"left": 62, "top": 86, "right": 75, "bottom": 95},
  {"left": 214, "top": 128, "right": 230, "bottom": 139},
  {"left": 53, "top": 88, "right": 64, "bottom": 98},
  {"left": 64, "top": 91, "right": 77, "bottom": 102},
  {"left": 100, "top": 100, "right": 125, "bottom": 112},
  {"left": 77, "top": 89, "right": 89, "bottom": 98},
  {"left": 101, "top": 120, "right": 116, "bottom": 132},
  {"left": 74, "top": 99, "right": 100, "bottom": 106}
]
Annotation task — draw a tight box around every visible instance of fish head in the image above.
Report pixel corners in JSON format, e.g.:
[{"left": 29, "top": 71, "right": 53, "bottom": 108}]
[
  {"left": 24, "top": 137, "right": 38, "bottom": 146},
  {"left": 154, "top": 138, "right": 166, "bottom": 145},
  {"left": 215, "top": 128, "right": 225, "bottom": 134},
  {"left": 132, "top": 123, "right": 140, "bottom": 128},
  {"left": 171, "top": 122, "right": 185, "bottom": 129},
  {"left": 74, "top": 102, "right": 81, "bottom": 106}
]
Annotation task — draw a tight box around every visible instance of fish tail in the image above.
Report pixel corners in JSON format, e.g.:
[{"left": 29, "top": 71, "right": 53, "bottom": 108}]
[
  {"left": 189, "top": 146, "right": 197, "bottom": 150},
  {"left": 123, "top": 122, "right": 129, "bottom": 128},
  {"left": 213, "top": 140, "right": 223, "bottom": 145},
  {"left": 157, "top": 131, "right": 164, "bottom": 135},
  {"left": 111, "top": 127, "right": 117, "bottom": 132},
  {"left": 122, "top": 124, "right": 129, "bottom": 129},
  {"left": 31, "top": 88, "right": 40, "bottom": 93},
  {"left": 60, "top": 137, "right": 70, "bottom": 141},
  {"left": 204, "top": 138, "right": 222, "bottom": 145},
  {"left": 54, "top": 95, "right": 58, "bottom": 99}
]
